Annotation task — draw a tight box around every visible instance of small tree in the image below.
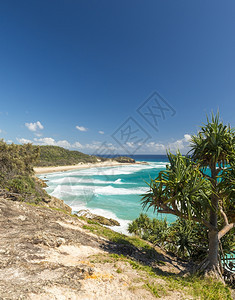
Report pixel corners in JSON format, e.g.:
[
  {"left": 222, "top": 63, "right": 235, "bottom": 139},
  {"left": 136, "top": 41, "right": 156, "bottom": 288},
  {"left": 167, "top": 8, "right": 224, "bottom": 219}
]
[{"left": 142, "top": 113, "right": 235, "bottom": 278}]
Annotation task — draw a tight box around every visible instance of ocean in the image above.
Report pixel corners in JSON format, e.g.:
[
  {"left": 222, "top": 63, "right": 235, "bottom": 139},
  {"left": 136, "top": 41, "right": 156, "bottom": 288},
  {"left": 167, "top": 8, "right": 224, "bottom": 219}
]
[{"left": 38, "top": 155, "right": 176, "bottom": 234}]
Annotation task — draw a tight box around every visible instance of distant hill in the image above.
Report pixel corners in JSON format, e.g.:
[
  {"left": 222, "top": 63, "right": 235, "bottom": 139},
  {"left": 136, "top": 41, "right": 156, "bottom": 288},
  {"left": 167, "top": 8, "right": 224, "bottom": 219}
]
[
  {"left": 34, "top": 145, "right": 135, "bottom": 167},
  {"left": 34, "top": 145, "right": 99, "bottom": 166}
]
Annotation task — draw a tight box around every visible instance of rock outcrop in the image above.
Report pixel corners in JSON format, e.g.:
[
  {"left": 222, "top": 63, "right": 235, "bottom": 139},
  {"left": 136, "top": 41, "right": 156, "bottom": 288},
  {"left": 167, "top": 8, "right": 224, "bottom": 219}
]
[
  {"left": 0, "top": 198, "right": 101, "bottom": 299},
  {"left": 113, "top": 156, "right": 135, "bottom": 163},
  {"left": 43, "top": 196, "right": 72, "bottom": 214},
  {"left": 77, "top": 209, "right": 120, "bottom": 226}
]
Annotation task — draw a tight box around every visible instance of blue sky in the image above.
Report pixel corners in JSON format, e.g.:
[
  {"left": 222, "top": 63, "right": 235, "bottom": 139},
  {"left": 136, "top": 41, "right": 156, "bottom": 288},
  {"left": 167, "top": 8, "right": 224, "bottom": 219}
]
[{"left": 0, "top": 0, "right": 234, "bottom": 154}]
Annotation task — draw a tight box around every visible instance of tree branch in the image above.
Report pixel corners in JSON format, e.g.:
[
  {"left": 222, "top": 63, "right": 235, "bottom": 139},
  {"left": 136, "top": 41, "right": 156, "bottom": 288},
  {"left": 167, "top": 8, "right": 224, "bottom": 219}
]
[
  {"left": 219, "top": 207, "right": 229, "bottom": 226},
  {"left": 218, "top": 223, "right": 234, "bottom": 240},
  {"left": 157, "top": 205, "right": 215, "bottom": 230}
]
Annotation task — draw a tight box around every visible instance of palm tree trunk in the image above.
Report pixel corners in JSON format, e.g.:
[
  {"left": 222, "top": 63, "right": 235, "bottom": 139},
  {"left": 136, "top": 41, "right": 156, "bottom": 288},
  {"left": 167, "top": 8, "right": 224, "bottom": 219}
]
[
  {"left": 208, "top": 209, "right": 219, "bottom": 270},
  {"left": 206, "top": 164, "right": 221, "bottom": 277}
]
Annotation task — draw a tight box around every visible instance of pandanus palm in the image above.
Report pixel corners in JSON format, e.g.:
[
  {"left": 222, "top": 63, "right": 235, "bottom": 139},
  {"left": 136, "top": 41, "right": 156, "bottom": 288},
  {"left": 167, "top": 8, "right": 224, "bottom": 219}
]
[
  {"left": 142, "top": 113, "right": 235, "bottom": 278},
  {"left": 190, "top": 113, "right": 235, "bottom": 275}
]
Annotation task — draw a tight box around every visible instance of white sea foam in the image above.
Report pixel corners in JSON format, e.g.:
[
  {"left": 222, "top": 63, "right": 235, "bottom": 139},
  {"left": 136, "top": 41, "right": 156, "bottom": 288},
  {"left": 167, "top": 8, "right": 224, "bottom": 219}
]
[
  {"left": 39, "top": 161, "right": 168, "bottom": 181},
  {"left": 148, "top": 162, "right": 169, "bottom": 168},
  {"left": 49, "top": 177, "right": 93, "bottom": 184},
  {"left": 50, "top": 184, "right": 148, "bottom": 198},
  {"left": 114, "top": 178, "right": 122, "bottom": 184},
  {"left": 48, "top": 176, "right": 132, "bottom": 185},
  {"left": 94, "top": 185, "right": 148, "bottom": 195},
  {"left": 50, "top": 185, "right": 94, "bottom": 198},
  {"left": 39, "top": 160, "right": 168, "bottom": 235}
]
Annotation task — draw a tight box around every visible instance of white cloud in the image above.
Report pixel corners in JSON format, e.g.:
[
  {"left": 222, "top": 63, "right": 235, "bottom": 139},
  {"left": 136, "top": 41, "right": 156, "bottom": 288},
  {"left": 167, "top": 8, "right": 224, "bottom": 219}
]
[
  {"left": 166, "top": 137, "right": 189, "bottom": 153},
  {"left": 168, "top": 139, "right": 184, "bottom": 151},
  {"left": 83, "top": 141, "right": 102, "bottom": 150},
  {"left": 37, "top": 122, "right": 44, "bottom": 130},
  {"left": 34, "top": 132, "right": 43, "bottom": 137},
  {"left": 126, "top": 142, "right": 135, "bottom": 148},
  {"left": 0, "top": 129, "right": 2, "bottom": 133},
  {"left": 76, "top": 125, "right": 87, "bottom": 132},
  {"left": 34, "top": 137, "right": 56, "bottom": 145},
  {"left": 99, "top": 131, "right": 104, "bottom": 134},
  {"left": 16, "top": 137, "right": 115, "bottom": 153},
  {"left": 15, "top": 133, "right": 192, "bottom": 155},
  {"left": 17, "top": 136, "right": 84, "bottom": 150},
  {"left": 34, "top": 137, "right": 84, "bottom": 150},
  {"left": 57, "top": 140, "right": 71, "bottom": 148},
  {"left": 25, "top": 121, "right": 44, "bottom": 132},
  {"left": 131, "top": 133, "right": 192, "bottom": 154},
  {"left": 147, "top": 142, "right": 166, "bottom": 151},
  {"left": 184, "top": 134, "right": 191, "bottom": 142},
  {"left": 72, "top": 141, "right": 83, "bottom": 149},
  {"left": 16, "top": 138, "right": 33, "bottom": 144}
]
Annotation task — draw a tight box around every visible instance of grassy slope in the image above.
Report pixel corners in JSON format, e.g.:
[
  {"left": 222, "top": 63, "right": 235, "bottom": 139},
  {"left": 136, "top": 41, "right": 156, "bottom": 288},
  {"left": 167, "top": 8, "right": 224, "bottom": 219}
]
[{"left": 81, "top": 218, "right": 233, "bottom": 300}]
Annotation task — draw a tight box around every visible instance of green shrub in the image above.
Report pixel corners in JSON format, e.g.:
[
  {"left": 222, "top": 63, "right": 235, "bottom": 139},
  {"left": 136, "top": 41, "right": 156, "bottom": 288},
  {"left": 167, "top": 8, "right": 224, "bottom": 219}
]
[
  {"left": 128, "top": 215, "right": 234, "bottom": 261},
  {"left": 8, "top": 176, "right": 35, "bottom": 194}
]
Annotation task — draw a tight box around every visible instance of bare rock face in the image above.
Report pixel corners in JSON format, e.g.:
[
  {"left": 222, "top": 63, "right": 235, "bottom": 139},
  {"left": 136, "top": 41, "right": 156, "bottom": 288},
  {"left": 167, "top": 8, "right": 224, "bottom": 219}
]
[
  {"left": 0, "top": 198, "right": 102, "bottom": 299},
  {"left": 34, "top": 177, "right": 72, "bottom": 213},
  {"left": 77, "top": 209, "right": 120, "bottom": 226},
  {"left": 34, "top": 176, "right": 48, "bottom": 188},
  {"left": 43, "top": 196, "right": 72, "bottom": 214},
  {"left": 92, "top": 215, "right": 120, "bottom": 226}
]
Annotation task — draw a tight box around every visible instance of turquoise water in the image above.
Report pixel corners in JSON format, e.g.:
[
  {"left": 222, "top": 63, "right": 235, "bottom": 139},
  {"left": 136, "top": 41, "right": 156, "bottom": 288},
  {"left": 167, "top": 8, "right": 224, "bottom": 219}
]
[{"left": 38, "top": 155, "right": 176, "bottom": 234}]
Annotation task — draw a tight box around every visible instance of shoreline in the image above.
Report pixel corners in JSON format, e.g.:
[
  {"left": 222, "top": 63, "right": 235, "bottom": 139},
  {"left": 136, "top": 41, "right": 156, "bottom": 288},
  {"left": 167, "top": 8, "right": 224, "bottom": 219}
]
[
  {"left": 34, "top": 160, "right": 147, "bottom": 174},
  {"left": 34, "top": 160, "right": 148, "bottom": 235}
]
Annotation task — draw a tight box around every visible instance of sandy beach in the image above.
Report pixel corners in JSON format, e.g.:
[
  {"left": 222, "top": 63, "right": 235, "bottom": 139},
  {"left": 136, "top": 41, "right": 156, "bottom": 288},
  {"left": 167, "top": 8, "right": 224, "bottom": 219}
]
[{"left": 34, "top": 160, "right": 146, "bottom": 174}]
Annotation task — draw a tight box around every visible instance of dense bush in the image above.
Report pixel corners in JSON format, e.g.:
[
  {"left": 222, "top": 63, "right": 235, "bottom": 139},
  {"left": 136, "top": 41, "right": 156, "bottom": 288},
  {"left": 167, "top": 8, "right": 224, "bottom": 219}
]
[
  {"left": 0, "top": 140, "right": 47, "bottom": 202},
  {"left": 128, "top": 214, "right": 234, "bottom": 262},
  {"left": 0, "top": 140, "right": 40, "bottom": 178}
]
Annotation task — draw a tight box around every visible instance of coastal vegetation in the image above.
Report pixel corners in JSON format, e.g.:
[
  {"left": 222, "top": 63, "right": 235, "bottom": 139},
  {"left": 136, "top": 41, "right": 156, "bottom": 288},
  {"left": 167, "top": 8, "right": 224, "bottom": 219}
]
[
  {"left": 128, "top": 214, "right": 234, "bottom": 264},
  {"left": 34, "top": 145, "right": 135, "bottom": 167},
  {"left": 140, "top": 113, "right": 235, "bottom": 279},
  {"left": 0, "top": 140, "right": 47, "bottom": 203},
  {"left": 34, "top": 145, "right": 98, "bottom": 166}
]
